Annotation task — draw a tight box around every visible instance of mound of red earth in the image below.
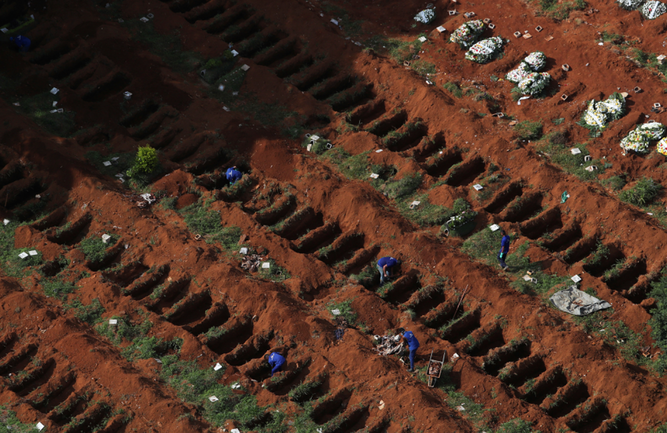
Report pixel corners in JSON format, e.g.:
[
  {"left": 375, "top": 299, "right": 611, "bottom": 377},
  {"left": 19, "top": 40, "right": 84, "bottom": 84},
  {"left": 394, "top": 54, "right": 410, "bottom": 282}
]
[{"left": 1, "top": 0, "right": 667, "bottom": 431}]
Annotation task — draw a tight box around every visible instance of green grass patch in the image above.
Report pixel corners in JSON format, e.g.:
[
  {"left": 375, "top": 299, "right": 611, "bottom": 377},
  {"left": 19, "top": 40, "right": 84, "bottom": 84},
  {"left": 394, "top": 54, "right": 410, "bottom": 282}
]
[
  {"left": 326, "top": 299, "right": 357, "bottom": 326},
  {"left": 79, "top": 234, "right": 118, "bottom": 266},
  {"left": 536, "top": 141, "right": 605, "bottom": 181},
  {"left": 397, "top": 193, "right": 452, "bottom": 227},
  {"left": 124, "top": 19, "right": 202, "bottom": 74},
  {"left": 537, "top": 0, "right": 587, "bottom": 20},
  {"left": 180, "top": 199, "right": 243, "bottom": 250},
  {"left": 0, "top": 406, "right": 35, "bottom": 432},
  {"left": 384, "top": 35, "right": 427, "bottom": 64},
  {"left": 67, "top": 298, "right": 105, "bottom": 325},
  {"left": 443, "top": 82, "right": 463, "bottom": 98},
  {"left": 14, "top": 91, "right": 76, "bottom": 137},
  {"left": 618, "top": 177, "right": 662, "bottom": 207},
  {"left": 257, "top": 258, "right": 290, "bottom": 283},
  {"left": 514, "top": 120, "right": 543, "bottom": 141}
]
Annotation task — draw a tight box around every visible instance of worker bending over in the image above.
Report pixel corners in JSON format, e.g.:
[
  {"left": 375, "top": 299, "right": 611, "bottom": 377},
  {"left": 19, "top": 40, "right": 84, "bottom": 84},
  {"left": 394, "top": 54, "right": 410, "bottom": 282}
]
[
  {"left": 397, "top": 328, "right": 420, "bottom": 373},
  {"left": 266, "top": 352, "right": 285, "bottom": 376}
]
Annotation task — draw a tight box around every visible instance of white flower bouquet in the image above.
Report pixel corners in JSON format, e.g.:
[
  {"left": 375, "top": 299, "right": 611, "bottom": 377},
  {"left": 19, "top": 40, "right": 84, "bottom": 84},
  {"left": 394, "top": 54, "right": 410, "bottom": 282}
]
[
  {"left": 524, "top": 51, "right": 547, "bottom": 71},
  {"left": 581, "top": 93, "right": 626, "bottom": 133},
  {"left": 465, "top": 36, "right": 505, "bottom": 63},
  {"left": 506, "top": 63, "right": 532, "bottom": 83},
  {"left": 657, "top": 137, "right": 667, "bottom": 155},
  {"left": 636, "top": 121, "right": 666, "bottom": 140},
  {"left": 414, "top": 8, "right": 436, "bottom": 24},
  {"left": 517, "top": 72, "right": 551, "bottom": 95},
  {"left": 620, "top": 130, "right": 650, "bottom": 154},
  {"left": 617, "top": 0, "right": 645, "bottom": 9},
  {"left": 641, "top": 0, "right": 667, "bottom": 18},
  {"left": 450, "top": 20, "right": 485, "bottom": 48}
]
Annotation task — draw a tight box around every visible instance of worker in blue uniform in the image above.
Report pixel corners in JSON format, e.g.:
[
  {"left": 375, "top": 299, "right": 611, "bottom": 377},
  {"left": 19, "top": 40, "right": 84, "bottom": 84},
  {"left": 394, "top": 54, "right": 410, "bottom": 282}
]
[
  {"left": 266, "top": 352, "right": 285, "bottom": 376},
  {"left": 10, "top": 35, "right": 31, "bottom": 52},
  {"left": 226, "top": 166, "right": 242, "bottom": 184},
  {"left": 397, "top": 328, "right": 419, "bottom": 373},
  {"left": 498, "top": 229, "right": 511, "bottom": 271},
  {"left": 377, "top": 256, "right": 401, "bottom": 285}
]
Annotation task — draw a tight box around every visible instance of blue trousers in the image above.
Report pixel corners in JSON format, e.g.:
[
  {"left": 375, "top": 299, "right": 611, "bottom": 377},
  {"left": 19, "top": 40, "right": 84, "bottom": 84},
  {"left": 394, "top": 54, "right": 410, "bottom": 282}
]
[
  {"left": 271, "top": 363, "right": 283, "bottom": 376},
  {"left": 409, "top": 349, "right": 417, "bottom": 370},
  {"left": 498, "top": 252, "right": 508, "bottom": 269}
]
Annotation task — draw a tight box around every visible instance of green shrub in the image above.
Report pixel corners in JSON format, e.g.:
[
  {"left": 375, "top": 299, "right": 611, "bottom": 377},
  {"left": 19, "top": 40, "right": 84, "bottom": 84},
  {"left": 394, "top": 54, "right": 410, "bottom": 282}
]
[
  {"left": 128, "top": 145, "right": 158, "bottom": 177},
  {"left": 496, "top": 418, "right": 536, "bottom": 433},
  {"left": 122, "top": 336, "right": 183, "bottom": 361},
  {"left": 514, "top": 121, "right": 543, "bottom": 141},
  {"left": 68, "top": 298, "right": 105, "bottom": 325},
  {"left": 619, "top": 177, "right": 662, "bottom": 207},
  {"left": 603, "top": 175, "right": 627, "bottom": 191},
  {"left": 443, "top": 82, "right": 463, "bottom": 98}
]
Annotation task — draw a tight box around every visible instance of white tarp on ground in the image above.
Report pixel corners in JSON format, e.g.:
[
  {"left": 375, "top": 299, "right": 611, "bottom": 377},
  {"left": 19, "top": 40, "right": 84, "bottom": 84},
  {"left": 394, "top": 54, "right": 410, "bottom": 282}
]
[{"left": 550, "top": 286, "right": 612, "bottom": 316}]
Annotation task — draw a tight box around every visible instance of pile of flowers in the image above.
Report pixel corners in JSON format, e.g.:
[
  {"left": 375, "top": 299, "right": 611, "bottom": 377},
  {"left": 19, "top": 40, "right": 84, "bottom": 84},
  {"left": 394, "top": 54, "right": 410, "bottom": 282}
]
[
  {"left": 414, "top": 8, "right": 436, "bottom": 24},
  {"left": 465, "top": 36, "right": 505, "bottom": 64},
  {"left": 641, "top": 0, "right": 667, "bottom": 18},
  {"left": 506, "top": 52, "right": 550, "bottom": 95},
  {"left": 580, "top": 93, "right": 626, "bottom": 133},
  {"left": 450, "top": 20, "right": 485, "bottom": 49},
  {"left": 657, "top": 137, "right": 667, "bottom": 156},
  {"left": 517, "top": 72, "right": 551, "bottom": 95},
  {"left": 620, "top": 121, "right": 666, "bottom": 154},
  {"left": 617, "top": 0, "right": 645, "bottom": 9}
]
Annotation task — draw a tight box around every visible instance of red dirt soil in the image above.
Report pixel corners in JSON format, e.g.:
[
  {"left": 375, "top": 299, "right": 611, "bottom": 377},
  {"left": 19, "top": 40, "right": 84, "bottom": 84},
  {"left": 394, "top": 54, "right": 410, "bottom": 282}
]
[{"left": 2, "top": 0, "right": 667, "bottom": 431}]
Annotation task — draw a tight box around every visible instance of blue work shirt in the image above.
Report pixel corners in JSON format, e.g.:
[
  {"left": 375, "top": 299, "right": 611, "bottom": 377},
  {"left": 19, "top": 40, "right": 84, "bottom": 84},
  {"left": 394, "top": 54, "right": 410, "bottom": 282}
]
[
  {"left": 268, "top": 352, "right": 285, "bottom": 369},
  {"left": 11, "top": 36, "right": 31, "bottom": 51},
  {"left": 226, "top": 167, "right": 242, "bottom": 183},
  {"left": 403, "top": 331, "right": 420, "bottom": 350},
  {"left": 378, "top": 257, "right": 398, "bottom": 269},
  {"left": 499, "top": 235, "right": 510, "bottom": 254}
]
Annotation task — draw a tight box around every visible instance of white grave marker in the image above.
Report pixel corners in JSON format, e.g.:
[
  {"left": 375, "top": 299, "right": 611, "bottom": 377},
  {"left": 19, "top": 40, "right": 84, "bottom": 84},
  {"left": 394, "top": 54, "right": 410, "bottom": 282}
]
[
  {"left": 241, "top": 64, "right": 250, "bottom": 71},
  {"left": 239, "top": 247, "right": 248, "bottom": 254},
  {"left": 214, "top": 363, "right": 223, "bottom": 371},
  {"left": 102, "top": 234, "right": 111, "bottom": 243},
  {"left": 489, "top": 224, "right": 500, "bottom": 231},
  {"left": 103, "top": 161, "right": 112, "bottom": 166},
  {"left": 570, "top": 148, "right": 582, "bottom": 155},
  {"left": 418, "top": 36, "right": 427, "bottom": 42},
  {"left": 36, "top": 422, "right": 45, "bottom": 431},
  {"left": 3, "top": 219, "right": 9, "bottom": 225},
  {"left": 28, "top": 250, "right": 38, "bottom": 256},
  {"left": 369, "top": 173, "right": 380, "bottom": 179},
  {"left": 571, "top": 275, "right": 582, "bottom": 283},
  {"left": 437, "top": 26, "right": 446, "bottom": 33},
  {"left": 231, "top": 50, "right": 239, "bottom": 56},
  {"left": 375, "top": 149, "right": 383, "bottom": 153},
  {"left": 50, "top": 87, "right": 59, "bottom": 95},
  {"left": 331, "top": 309, "right": 341, "bottom": 316},
  {"left": 472, "top": 184, "right": 483, "bottom": 191},
  {"left": 262, "top": 262, "right": 271, "bottom": 269},
  {"left": 209, "top": 396, "right": 219, "bottom": 402},
  {"left": 18, "top": 252, "right": 29, "bottom": 259},
  {"left": 109, "top": 319, "right": 118, "bottom": 325}
]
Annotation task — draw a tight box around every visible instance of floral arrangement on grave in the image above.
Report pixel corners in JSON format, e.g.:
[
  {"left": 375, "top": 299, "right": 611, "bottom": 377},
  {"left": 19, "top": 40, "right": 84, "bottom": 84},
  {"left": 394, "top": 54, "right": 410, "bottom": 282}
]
[
  {"left": 641, "top": 0, "right": 667, "bottom": 18},
  {"left": 414, "top": 8, "right": 436, "bottom": 24},
  {"left": 505, "top": 52, "right": 551, "bottom": 95},
  {"left": 465, "top": 36, "right": 505, "bottom": 64},
  {"left": 580, "top": 93, "right": 626, "bottom": 134},
  {"left": 657, "top": 137, "right": 667, "bottom": 156},
  {"left": 620, "top": 121, "right": 666, "bottom": 154},
  {"left": 450, "top": 20, "right": 485, "bottom": 49},
  {"left": 617, "top": 0, "right": 645, "bottom": 9}
]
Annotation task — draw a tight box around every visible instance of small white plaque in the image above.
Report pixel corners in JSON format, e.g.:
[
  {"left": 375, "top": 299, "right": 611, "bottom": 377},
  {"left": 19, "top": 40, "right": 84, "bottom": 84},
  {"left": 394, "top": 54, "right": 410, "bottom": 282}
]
[
  {"left": 451, "top": 353, "right": 459, "bottom": 360},
  {"left": 231, "top": 429, "right": 240, "bottom": 433},
  {"left": 18, "top": 252, "right": 29, "bottom": 259},
  {"left": 437, "top": 26, "right": 446, "bottom": 33},
  {"left": 241, "top": 64, "right": 250, "bottom": 71},
  {"left": 418, "top": 36, "right": 427, "bottom": 42},
  {"left": 231, "top": 382, "right": 241, "bottom": 389},
  {"left": 52, "top": 101, "right": 58, "bottom": 107},
  {"left": 103, "top": 161, "right": 112, "bottom": 166},
  {"left": 473, "top": 184, "right": 483, "bottom": 191},
  {"left": 231, "top": 49, "right": 239, "bottom": 56},
  {"left": 375, "top": 149, "right": 383, "bottom": 153},
  {"left": 489, "top": 224, "right": 500, "bottom": 231},
  {"left": 209, "top": 396, "right": 219, "bottom": 402},
  {"left": 331, "top": 309, "right": 341, "bottom": 316},
  {"left": 28, "top": 250, "right": 38, "bottom": 256},
  {"left": 240, "top": 247, "right": 248, "bottom": 254},
  {"left": 262, "top": 262, "right": 271, "bottom": 269},
  {"left": 310, "top": 135, "right": 320, "bottom": 141},
  {"left": 571, "top": 275, "right": 582, "bottom": 283},
  {"left": 331, "top": 19, "right": 339, "bottom": 25},
  {"left": 411, "top": 200, "right": 421, "bottom": 206},
  {"left": 102, "top": 234, "right": 111, "bottom": 243},
  {"left": 570, "top": 148, "right": 581, "bottom": 155},
  {"left": 3, "top": 219, "right": 9, "bottom": 225},
  {"left": 36, "top": 423, "right": 45, "bottom": 431},
  {"left": 50, "top": 87, "right": 59, "bottom": 95},
  {"left": 109, "top": 319, "right": 118, "bottom": 325},
  {"left": 0, "top": 28, "right": 7, "bottom": 33},
  {"left": 140, "top": 17, "right": 149, "bottom": 22},
  {"left": 214, "top": 363, "right": 223, "bottom": 371},
  {"left": 370, "top": 173, "right": 379, "bottom": 179},
  {"left": 223, "top": 106, "right": 230, "bottom": 112}
]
